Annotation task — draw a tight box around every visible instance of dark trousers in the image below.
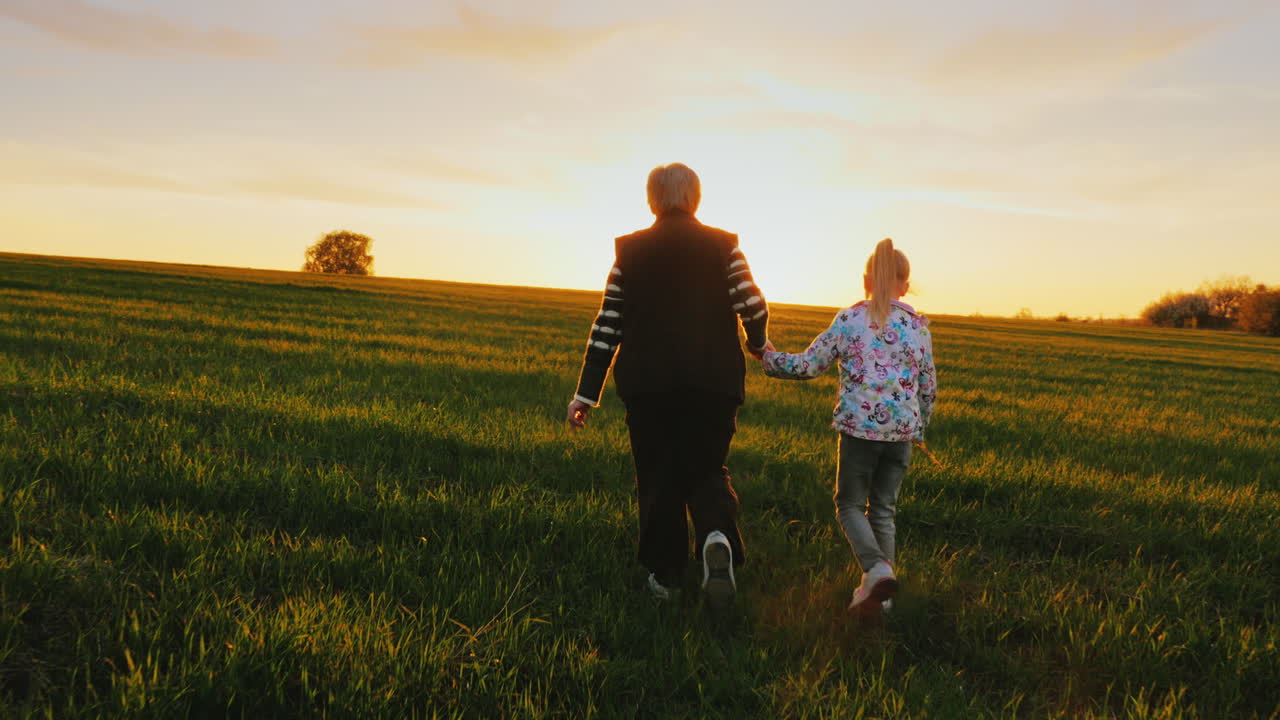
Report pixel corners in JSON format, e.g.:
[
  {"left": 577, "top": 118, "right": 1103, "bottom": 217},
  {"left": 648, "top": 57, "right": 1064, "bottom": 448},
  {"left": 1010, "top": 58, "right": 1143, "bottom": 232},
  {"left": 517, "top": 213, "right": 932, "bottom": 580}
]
[{"left": 624, "top": 390, "right": 745, "bottom": 587}]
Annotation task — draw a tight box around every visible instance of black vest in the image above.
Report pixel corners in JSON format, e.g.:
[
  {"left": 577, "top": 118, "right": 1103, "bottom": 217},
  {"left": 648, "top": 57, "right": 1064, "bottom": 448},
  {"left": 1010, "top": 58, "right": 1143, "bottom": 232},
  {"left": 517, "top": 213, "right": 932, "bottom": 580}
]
[{"left": 612, "top": 211, "right": 746, "bottom": 403}]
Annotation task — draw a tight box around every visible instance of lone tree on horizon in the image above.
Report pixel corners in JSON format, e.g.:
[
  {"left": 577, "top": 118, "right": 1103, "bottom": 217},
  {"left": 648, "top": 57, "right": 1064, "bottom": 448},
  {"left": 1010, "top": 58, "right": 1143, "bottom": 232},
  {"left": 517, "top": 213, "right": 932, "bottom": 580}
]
[{"left": 303, "top": 230, "right": 374, "bottom": 276}]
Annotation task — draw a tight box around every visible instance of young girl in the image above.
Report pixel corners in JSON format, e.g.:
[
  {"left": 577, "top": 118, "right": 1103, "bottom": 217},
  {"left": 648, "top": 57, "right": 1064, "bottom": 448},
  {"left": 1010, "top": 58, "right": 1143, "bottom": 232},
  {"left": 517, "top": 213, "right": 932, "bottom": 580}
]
[{"left": 761, "top": 238, "right": 936, "bottom": 616}]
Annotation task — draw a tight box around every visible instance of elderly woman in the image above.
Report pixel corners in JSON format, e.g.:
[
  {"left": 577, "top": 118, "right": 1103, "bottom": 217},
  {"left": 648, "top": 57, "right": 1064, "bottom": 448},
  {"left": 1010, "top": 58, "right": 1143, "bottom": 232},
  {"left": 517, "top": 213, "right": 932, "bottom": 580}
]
[{"left": 566, "top": 163, "right": 770, "bottom": 605}]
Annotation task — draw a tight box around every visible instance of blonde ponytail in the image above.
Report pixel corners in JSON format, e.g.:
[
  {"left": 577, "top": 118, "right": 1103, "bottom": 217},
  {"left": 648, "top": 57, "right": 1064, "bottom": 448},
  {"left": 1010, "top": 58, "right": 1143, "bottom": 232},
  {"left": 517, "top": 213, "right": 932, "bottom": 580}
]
[{"left": 865, "top": 238, "right": 910, "bottom": 328}]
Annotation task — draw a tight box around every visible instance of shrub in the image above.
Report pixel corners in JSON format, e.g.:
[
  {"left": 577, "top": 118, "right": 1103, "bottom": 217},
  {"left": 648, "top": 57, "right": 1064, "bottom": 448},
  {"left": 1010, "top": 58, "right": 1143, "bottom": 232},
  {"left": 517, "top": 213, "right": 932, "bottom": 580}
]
[
  {"left": 1142, "top": 292, "right": 1211, "bottom": 328},
  {"left": 1237, "top": 291, "right": 1280, "bottom": 337},
  {"left": 1198, "top": 275, "right": 1253, "bottom": 323}
]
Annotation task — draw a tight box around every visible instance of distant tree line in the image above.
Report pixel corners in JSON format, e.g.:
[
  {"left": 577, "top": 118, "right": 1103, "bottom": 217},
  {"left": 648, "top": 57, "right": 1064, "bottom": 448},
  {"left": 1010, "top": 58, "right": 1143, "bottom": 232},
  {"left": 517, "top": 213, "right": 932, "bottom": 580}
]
[{"left": 1142, "top": 276, "right": 1280, "bottom": 336}]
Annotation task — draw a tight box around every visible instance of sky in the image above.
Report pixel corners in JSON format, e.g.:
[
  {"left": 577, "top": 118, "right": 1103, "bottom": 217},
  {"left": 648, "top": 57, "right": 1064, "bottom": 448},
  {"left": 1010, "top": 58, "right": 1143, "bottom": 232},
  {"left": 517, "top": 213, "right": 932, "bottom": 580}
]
[{"left": 2, "top": 0, "right": 1278, "bottom": 318}]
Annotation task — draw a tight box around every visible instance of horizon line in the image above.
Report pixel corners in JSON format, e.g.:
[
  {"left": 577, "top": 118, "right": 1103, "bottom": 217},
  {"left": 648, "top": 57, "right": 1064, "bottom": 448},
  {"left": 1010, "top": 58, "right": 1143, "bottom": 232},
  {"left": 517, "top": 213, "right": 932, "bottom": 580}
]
[{"left": 2, "top": 250, "right": 1157, "bottom": 321}]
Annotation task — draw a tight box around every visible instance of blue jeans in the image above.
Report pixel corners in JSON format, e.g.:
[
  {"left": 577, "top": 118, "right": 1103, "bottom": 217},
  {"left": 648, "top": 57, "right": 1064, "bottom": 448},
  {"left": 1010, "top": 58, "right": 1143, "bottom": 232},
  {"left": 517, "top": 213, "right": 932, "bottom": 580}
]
[{"left": 835, "top": 434, "right": 912, "bottom": 572}]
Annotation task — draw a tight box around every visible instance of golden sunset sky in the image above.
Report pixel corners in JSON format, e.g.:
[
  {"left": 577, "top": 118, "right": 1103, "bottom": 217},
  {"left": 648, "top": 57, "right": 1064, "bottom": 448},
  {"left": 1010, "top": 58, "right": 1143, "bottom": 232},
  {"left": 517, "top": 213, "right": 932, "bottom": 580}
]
[{"left": 3, "top": 0, "right": 1277, "bottom": 317}]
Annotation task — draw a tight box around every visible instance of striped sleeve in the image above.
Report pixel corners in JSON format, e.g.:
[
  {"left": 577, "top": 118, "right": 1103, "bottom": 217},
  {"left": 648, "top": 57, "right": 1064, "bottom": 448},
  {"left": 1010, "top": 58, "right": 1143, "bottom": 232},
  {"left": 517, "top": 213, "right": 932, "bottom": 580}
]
[
  {"left": 727, "top": 247, "right": 769, "bottom": 350},
  {"left": 573, "top": 264, "right": 624, "bottom": 406}
]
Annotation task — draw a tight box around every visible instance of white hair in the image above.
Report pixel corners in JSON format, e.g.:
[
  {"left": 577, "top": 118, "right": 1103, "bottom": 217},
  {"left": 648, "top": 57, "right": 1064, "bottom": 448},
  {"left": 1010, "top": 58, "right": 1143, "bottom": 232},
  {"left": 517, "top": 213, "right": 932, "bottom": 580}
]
[{"left": 646, "top": 163, "right": 701, "bottom": 215}]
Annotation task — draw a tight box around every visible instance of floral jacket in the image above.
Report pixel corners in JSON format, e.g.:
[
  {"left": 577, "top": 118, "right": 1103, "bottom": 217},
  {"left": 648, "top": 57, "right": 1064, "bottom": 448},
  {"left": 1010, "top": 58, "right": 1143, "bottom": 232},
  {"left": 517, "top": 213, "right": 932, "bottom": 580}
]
[{"left": 763, "top": 300, "right": 936, "bottom": 442}]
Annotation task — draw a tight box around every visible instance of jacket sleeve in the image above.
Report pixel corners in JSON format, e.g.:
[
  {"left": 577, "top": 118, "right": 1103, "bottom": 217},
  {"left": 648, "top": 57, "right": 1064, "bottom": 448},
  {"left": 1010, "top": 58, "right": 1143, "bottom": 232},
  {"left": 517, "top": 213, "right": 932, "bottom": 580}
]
[
  {"left": 726, "top": 244, "right": 769, "bottom": 350},
  {"left": 762, "top": 312, "right": 843, "bottom": 380},
  {"left": 573, "top": 264, "right": 624, "bottom": 406}
]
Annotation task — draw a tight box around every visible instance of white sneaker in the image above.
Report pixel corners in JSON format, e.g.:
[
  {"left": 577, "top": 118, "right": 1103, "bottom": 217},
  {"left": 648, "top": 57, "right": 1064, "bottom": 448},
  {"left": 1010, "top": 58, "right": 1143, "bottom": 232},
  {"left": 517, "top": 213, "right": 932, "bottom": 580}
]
[
  {"left": 702, "top": 530, "right": 736, "bottom": 606},
  {"left": 848, "top": 561, "right": 897, "bottom": 614},
  {"left": 646, "top": 573, "right": 673, "bottom": 601}
]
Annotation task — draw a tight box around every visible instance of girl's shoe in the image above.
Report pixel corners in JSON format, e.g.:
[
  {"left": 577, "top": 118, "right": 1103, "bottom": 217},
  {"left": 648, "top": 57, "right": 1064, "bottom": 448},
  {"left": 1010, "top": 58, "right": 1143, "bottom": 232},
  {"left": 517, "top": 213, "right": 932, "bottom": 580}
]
[{"left": 848, "top": 561, "right": 897, "bottom": 614}]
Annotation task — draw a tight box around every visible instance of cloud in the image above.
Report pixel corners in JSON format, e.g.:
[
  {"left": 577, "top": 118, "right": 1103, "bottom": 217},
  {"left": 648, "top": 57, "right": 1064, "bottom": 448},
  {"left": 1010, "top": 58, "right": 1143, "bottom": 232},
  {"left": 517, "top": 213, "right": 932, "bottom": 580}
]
[
  {"left": 1064, "top": 156, "right": 1279, "bottom": 216},
  {"left": 1135, "top": 85, "right": 1212, "bottom": 103},
  {"left": 370, "top": 149, "right": 513, "bottom": 187},
  {"left": 353, "top": 1, "right": 622, "bottom": 66},
  {"left": 673, "top": 3, "right": 1263, "bottom": 107},
  {"left": 229, "top": 176, "right": 436, "bottom": 210},
  {"left": 920, "top": 12, "right": 1230, "bottom": 92},
  {"left": 0, "top": 141, "right": 192, "bottom": 193},
  {"left": 0, "top": 141, "right": 436, "bottom": 210},
  {"left": 0, "top": 0, "right": 274, "bottom": 58}
]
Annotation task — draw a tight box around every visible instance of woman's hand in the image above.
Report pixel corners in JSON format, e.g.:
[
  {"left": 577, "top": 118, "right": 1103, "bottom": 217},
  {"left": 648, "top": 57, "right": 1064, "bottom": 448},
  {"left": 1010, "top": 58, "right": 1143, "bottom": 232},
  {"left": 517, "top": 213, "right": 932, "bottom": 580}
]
[
  {"left": 566, "top": 399, "right": 592, "bottom": 430},
  {"left": 757, "top": 339, "right": 777, "bottom": 365}
]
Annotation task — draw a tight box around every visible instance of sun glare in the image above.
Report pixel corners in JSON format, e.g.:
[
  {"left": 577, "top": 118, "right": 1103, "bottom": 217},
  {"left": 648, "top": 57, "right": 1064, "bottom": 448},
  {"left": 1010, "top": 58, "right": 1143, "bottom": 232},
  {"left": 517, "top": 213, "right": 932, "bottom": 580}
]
[
  {"left": 689, "top": 157, "right": 884, "bottom": 308},
  {"left": 550, "top": 136, "right": 896, "bottom": 309}
]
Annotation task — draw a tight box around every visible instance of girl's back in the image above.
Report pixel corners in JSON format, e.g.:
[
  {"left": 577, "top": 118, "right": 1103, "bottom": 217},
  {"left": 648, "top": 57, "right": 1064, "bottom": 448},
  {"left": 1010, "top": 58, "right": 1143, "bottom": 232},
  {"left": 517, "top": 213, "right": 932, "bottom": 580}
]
[{"left": 762, "top": 299, "right": 936, "bottom": 442}]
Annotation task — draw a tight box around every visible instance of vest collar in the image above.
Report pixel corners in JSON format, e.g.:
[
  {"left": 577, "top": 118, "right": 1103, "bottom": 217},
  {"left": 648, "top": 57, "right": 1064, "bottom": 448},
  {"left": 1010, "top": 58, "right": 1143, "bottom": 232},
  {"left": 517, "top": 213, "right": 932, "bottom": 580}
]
[{"left": 654, "top": 208, "right": 695, "bottom": 223}]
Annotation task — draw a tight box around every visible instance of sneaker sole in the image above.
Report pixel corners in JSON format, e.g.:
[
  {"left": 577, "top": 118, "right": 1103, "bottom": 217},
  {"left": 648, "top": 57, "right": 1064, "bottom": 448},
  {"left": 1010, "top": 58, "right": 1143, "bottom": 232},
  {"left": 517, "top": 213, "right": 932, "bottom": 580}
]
[
  {"left": 648, "top": 581, "right": 671, "bottom": 601},
  {"left": 869, "top": 577, "right": 898, "bottom": 603},
  {"left": 703, "top": 543, "right": 735, "bottom": 606},
  {"left": 848, "top": 577, "right": 898, "bottom": 617}
]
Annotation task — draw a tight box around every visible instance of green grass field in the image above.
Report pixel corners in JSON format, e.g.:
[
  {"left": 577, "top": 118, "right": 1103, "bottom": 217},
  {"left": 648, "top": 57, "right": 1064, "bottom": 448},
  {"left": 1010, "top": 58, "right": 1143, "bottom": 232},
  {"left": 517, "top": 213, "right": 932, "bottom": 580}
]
[{"left": 2, "top": 252, "right": 1278, "bottom": 719}]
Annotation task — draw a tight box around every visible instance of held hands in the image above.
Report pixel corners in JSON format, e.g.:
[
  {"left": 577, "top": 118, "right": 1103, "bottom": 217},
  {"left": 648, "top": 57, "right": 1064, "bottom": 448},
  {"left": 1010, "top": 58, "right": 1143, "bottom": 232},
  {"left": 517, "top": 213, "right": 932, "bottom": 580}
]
[
  {"left": 749, "top": 339, "right": 777, "bottom": 363},
  {"left": 566, "top": 398, "right": 592, "bottom": 430}
]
